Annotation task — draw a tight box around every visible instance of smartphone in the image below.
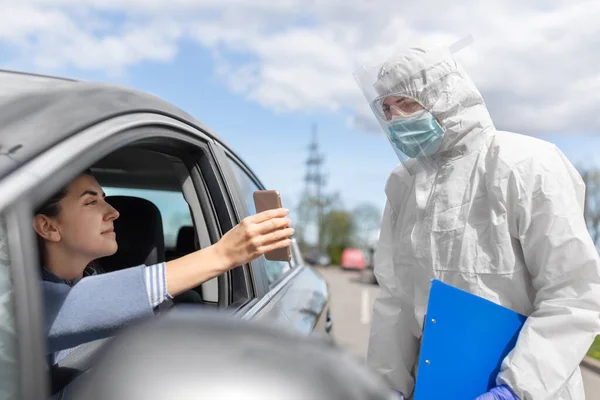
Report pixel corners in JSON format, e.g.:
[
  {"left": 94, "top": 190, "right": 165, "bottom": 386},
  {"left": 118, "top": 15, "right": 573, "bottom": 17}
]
[{"left": 253, "top": 190, "right": 291, "bottom": 262}]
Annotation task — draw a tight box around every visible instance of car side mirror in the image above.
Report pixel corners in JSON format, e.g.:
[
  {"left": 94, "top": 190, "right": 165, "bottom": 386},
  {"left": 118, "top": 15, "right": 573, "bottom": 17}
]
[{"left": 72, "top": 307, "right": 399, "bottom": 400}]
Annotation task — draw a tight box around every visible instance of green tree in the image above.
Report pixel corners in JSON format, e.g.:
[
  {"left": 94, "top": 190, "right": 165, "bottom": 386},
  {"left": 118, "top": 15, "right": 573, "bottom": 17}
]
[
  {"left": 321, "top": 209, "right": 356, "bottom": 265},
  {"left": 576, "top": 167, "right": 600, "bottom": 360},
  {"left": 293, "top": 190, "right": 315, "bottom": 251},
  {"left": 352, "top": 203, "right": 382, "bottom": 249},
  {"left": 294, "top": 190, "right": 343, "bottom": 252},
  {"left": 314, "top": 192, "right": 343, "bottom": 251},
  {"left": 581, "top": 168, "right": 600, "bottom": 248}
]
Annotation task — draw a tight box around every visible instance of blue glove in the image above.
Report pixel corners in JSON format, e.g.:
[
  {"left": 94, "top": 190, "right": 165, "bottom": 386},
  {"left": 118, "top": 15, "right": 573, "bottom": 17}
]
[{"left": 474, "top": 385, "right": 519, "bottom": 400}]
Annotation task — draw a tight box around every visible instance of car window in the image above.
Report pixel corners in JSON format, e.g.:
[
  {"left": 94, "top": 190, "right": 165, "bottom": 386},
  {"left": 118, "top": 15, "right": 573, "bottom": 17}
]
[
  {"left": 101, "top": 180, "right": 220, "bottom": 304},
  {"left": 226, "top": 158, "right": 292, "bottom": 286},
  {"left": 0, "top": 215, "right": 18, "bottom": 399},
  {"left": 103, "top": 187, "right": 193, "bottom": 252}
]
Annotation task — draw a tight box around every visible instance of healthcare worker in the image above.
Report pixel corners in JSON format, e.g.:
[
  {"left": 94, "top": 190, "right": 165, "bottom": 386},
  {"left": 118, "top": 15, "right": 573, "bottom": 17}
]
[{"left": 354, "top": 41, "right": 600, "bottom": 399}]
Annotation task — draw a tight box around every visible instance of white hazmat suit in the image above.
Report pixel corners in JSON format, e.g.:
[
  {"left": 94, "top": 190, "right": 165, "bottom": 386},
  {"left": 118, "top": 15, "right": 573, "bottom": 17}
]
[{"left": 364, "top": 46, "right": 600, "bottom": 399}]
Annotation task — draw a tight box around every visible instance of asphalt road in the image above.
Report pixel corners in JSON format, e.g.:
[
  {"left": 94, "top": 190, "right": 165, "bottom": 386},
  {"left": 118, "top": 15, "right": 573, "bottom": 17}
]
[{"left": 316, "top": 265, "right": 600, "bottom": 398}]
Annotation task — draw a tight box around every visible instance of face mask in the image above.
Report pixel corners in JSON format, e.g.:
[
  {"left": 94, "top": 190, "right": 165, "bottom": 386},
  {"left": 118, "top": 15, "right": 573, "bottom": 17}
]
[{"left": 387, "top": 111, "right": 445, "bottom": 158}]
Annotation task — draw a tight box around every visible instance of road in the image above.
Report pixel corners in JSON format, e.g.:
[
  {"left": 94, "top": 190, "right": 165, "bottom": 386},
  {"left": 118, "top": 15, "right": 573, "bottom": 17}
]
[{"left": 316, "top": 266, "right": 600, "bottom": 398}]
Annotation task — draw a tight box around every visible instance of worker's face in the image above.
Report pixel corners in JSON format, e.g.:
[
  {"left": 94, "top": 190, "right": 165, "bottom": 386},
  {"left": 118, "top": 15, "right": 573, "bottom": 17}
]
[{"left": 381, "top": 95, "right": 425, "bottom": 121}]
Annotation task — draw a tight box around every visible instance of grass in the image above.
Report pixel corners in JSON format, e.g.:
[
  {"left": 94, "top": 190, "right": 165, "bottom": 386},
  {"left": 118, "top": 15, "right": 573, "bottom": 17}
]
[{"left": 587, "top": 335, "right": 600, "bottom": 360}]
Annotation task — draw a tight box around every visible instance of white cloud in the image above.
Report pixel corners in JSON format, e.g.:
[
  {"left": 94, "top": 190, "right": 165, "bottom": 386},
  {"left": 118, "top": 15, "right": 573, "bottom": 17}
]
[{"left": 1, "top": 0, "right": 599, "bottom": 134}]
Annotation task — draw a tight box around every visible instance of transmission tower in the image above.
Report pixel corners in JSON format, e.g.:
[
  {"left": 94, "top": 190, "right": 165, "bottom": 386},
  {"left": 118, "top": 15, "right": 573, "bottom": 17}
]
[{"left": 304, "top": 123, "right": 327, "bottom": 250}]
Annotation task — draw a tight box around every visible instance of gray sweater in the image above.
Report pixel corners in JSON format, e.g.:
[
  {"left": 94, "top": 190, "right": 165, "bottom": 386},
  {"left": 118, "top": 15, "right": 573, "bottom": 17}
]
[
  {"left": 41, "top": 263, "right": 170, "bottom": 399},
  {"left": 42, "top": 265, "right": 163, "bottom": 354}
]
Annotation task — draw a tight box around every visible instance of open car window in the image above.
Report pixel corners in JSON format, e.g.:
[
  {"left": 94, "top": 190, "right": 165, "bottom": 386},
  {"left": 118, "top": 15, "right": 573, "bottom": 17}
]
[
  {"left": 225, "top": 156, "right": 292, "bottom": 287},
  {"left": 92, "top": 144, "right": 222, "bottom": 305},
  {"left": 103, "top": 187, "right": 193, "bottom": 255}
]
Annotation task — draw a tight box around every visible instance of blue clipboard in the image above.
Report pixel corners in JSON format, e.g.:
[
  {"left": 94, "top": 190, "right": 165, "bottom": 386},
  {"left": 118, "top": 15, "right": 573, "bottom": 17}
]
[{"left": 413, "top": 279, "right": 527, "bottom": 400}]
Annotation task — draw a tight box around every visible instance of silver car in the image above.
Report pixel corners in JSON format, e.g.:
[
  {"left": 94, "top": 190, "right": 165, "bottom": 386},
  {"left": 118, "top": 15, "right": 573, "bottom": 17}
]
[{"left": 0, "top": 69, "right": 332, "bottom": 399}]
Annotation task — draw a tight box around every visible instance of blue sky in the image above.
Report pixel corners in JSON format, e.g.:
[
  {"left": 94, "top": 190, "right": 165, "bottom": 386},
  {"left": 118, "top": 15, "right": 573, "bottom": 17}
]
[
  {"left": 99, "top": 41, "right": 400, "bottom": 243},
  {"left": 1, "top": 1, "right": 599, "bottom": 245},
  {"left": 62, "top": 39, "right": 600, "bottom": 217},
  {"left": 19, "top": 39, "right": 401, "bottom": 213}
]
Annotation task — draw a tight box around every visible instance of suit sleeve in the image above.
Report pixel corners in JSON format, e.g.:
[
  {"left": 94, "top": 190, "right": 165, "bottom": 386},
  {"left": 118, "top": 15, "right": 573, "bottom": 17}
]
[{"left": 497, "top": 146, "right": 600, "bottom": 399}]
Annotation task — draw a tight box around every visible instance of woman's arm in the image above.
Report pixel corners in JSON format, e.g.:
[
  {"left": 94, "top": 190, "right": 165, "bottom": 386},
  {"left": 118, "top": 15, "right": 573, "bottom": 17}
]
[
  {"left": 43, "top": 265, "right": 154, "bottom": 354},
  {"left": 165, "top": 207, "right": 293, "bottom": 296},
  {"left": 44, "top": 208, "right": 293, "bottom": 354}
]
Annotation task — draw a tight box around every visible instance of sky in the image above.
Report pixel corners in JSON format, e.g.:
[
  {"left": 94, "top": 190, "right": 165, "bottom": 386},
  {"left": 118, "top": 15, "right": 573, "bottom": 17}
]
[{"left": 1, "top": 0, "right": 600, "bottom": 243}]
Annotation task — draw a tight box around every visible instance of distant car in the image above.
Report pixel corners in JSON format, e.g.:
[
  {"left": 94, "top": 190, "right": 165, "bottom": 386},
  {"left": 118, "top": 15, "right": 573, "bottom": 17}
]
[
  {"left": 341, "top": 248, "right": 366, "bottom": 270},
  {"left": 290, "top": 238, "right": 306, "bottom": 266},
  {"left": 306, "top": 250, "right": 331, "bottom": 267},
  {"left": 360, "top": 247, "right": 378, "bottom": 284}
]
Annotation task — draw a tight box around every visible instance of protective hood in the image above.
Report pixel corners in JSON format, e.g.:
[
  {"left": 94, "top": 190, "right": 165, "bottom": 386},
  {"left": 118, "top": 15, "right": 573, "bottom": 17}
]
[{"left": 373, "top": 45, "right": 495, "bottom": 160}]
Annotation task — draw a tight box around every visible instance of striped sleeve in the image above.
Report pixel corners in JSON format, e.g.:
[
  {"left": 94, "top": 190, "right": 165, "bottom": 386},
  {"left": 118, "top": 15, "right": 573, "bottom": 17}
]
[{"left": 143, "top": 262, "right": 173, "bottom": 308}]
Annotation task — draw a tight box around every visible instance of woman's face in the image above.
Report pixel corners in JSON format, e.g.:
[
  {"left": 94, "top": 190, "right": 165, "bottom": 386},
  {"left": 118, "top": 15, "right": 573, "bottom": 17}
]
[{"left": 49, "top": 174, "right": 120, "bottom": 260}]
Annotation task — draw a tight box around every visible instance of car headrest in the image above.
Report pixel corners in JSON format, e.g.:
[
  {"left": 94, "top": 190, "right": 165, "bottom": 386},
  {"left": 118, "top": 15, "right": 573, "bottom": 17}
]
[
  {"left": 176, "top": 226, "right": 196, "bottom": 255},
  {"left": 97, "top": 196, "right": 165, "bottom": 272}
]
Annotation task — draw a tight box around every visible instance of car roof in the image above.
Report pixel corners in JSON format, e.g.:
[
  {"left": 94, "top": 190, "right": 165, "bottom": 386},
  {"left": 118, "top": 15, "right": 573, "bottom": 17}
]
[{"left": 0, "top": 69, "right": 229, "bottom": 179}]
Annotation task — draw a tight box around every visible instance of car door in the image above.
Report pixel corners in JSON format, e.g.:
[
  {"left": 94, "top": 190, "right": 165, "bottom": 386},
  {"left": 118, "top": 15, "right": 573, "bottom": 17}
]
[
  {"left": 14, "top": 114, "right": 261, "bottom": 312},
  {"left": 0, "top": 207, "right": 49, "bottom": 399},
  {"left": 210, "top": 142, "right": 332, "bottom": 336},
  {"left": 0, "top": 107, "right": 276, "bottom": 396}
]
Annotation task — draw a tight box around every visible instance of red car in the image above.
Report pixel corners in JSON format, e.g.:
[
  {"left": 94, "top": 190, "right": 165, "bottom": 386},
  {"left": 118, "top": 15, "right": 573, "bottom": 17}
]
[{"left": 341, "top": 248, "right": 366, "bottom": 270}]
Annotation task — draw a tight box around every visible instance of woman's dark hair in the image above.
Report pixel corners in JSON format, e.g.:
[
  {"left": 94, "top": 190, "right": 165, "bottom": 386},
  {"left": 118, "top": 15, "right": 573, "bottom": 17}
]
[
  {"left": 34, "top": 169, "right": 94, "bottom": 217},
  {"left": 35, "top": 186, "right": 69, "bottom": 219},
  {"left": 35, "top": 169, "right": 95, "bottom": 267}
]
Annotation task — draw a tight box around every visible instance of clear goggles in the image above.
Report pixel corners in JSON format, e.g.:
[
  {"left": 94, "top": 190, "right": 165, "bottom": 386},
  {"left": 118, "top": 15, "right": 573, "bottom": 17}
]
[{"left": 374, "top": 95, "right": 427, "bottom": 121}]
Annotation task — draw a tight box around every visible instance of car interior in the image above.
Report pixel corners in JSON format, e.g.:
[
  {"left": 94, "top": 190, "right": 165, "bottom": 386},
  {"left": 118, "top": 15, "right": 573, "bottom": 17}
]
[
  {"left": 81, "top": 145, "right": 218, "bottom": 306},
  {"left": 36, "top": 143, "right": 239, "bottom": 395}
]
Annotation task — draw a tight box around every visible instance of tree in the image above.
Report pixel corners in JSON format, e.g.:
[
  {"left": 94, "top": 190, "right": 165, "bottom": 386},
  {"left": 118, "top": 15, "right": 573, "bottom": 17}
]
[
  {"left": 581, "top": 168, "right": 600, "bottom": 247},
  {"left": 321, "top": 209, "right": 356, "bottom": 265},
  {"left": 580, "top": 167, "right": 600, "bottom": 360},
  {"left": 293, "top": 190, "right": 318, "bottom": 251},
  {"left": 322, "top": 209, "right": 355, "bottom": 248},
  {"left": 294, "top": 190, "right": 343, "bottom": 252},
  {"left": 315, "top": 192, "right": 343, "bottom": 250},
  {"left": 352, "top": 203, "right": 382, "bottom": 249}
]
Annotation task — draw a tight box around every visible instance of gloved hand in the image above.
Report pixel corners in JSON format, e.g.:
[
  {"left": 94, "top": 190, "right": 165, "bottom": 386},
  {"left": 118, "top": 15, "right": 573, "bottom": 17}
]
[
  {"left": 393, "top": 390, "right": 406, "bottom": 399},
  {"left": 474, "top": 385, "right": 519, "bottom": 400}
]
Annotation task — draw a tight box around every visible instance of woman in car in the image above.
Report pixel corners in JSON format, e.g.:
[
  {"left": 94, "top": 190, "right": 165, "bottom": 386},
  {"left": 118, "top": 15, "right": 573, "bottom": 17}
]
[{"left": 34, "top": 170, "right": 294, "bottom": 367}]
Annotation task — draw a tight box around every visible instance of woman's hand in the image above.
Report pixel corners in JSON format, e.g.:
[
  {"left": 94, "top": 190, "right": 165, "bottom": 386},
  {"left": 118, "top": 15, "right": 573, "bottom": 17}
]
[
  {"left": 213, "top": 207, "right": 294, "bottom": 271},
  {"left": 165, "top": 208, "right": 293, "bottom": 297}
]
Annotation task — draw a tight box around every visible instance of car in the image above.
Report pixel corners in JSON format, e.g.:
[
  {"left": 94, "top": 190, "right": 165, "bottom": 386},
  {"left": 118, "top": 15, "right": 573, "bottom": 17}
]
[
  {"left": 0, "top": 69, "right": 332, "bottom": 399},
  {"left": 305, "top": 249, "right": 331, "bottom": 267},
  {"left": 71, "top": 309, "right": 398, "bottom": 400},
  {"left": 359, "top": 247, "right": 379, "bottom": 285},
  {"left": 341, "top": 248, "right": 367, "bottom": 270}
]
